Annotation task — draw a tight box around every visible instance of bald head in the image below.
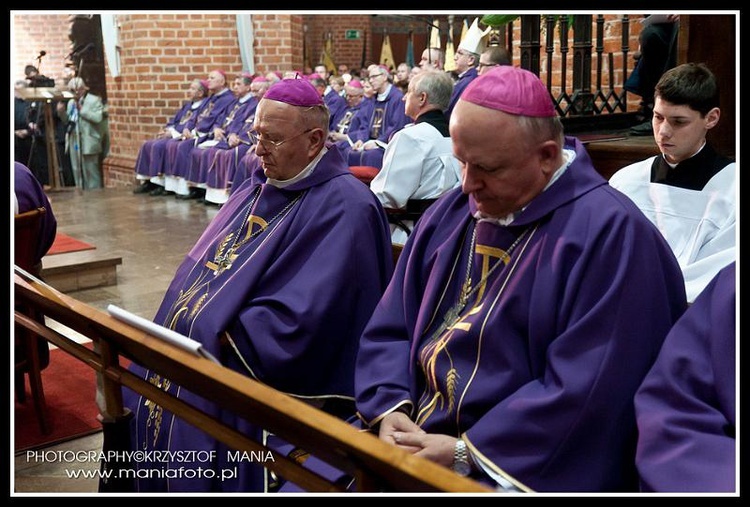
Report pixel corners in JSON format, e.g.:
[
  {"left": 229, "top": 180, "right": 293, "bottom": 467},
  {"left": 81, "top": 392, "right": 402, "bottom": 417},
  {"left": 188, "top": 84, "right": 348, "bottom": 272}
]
[{"left": 420, "top": 48, "right": 445, "bottom": 70}]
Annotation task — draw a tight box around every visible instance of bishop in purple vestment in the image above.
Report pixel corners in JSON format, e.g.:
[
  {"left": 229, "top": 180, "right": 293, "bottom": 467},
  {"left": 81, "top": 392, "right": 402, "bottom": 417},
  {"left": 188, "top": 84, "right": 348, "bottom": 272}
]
[
  {"left": 162, "top": 70, "right": 234, "bottom": 194},
  {"left": 187, "top": 87, "right": 259, "bottom": 190},
  {"left": 123, "top": 78, "right": 393, "bottom": 492},
  {"left": 354, "top": 66, "right": 687, "bottom": 493},
  {"left": 344, "top": 65, "right": 409, "bottom": 170}
]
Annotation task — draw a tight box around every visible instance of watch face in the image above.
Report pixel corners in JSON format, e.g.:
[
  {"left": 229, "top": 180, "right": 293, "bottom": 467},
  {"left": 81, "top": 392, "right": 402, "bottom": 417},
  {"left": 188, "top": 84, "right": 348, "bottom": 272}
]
[{"left": 452, "top": 460, "right": 471, "bottom": 477}]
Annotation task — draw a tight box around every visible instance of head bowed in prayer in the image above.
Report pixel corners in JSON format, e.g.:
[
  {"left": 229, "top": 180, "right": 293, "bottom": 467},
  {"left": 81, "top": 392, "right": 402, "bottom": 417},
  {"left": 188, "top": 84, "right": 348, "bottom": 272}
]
[
  {"left": 451, "top": 65, "right": 564, "bottom": 218},
  {"left": 254, "top": 77, "right": 329, "bottom": 180}
]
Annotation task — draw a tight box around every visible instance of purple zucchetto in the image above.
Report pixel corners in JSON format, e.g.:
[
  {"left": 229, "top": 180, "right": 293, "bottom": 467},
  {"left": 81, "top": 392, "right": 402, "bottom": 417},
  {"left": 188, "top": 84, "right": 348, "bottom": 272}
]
[
  {"left": 461, "top": 65, "right": 556, "bottom": 117},
  {"left": 263, "top": 77, "right": 324, "bottom": 107},
  {"left": 346, "top": 79, "right": 363, "bottom": 89}
]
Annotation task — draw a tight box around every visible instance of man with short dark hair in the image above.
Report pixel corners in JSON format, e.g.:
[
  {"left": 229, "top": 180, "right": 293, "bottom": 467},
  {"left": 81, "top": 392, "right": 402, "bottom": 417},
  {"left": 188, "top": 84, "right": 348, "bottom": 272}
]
[
  {"left": 478, "top": 45, "right": 511, "bottom": 76},
  {"left": 610, "top": 62, "right": 735, "bottom": 303}
]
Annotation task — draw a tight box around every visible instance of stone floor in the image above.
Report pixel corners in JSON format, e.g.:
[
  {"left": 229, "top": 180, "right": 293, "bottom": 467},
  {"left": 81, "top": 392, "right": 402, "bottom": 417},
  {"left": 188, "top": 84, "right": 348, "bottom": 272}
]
[{"left": 12, "top": 186, "right": 221, "bottom": 495}]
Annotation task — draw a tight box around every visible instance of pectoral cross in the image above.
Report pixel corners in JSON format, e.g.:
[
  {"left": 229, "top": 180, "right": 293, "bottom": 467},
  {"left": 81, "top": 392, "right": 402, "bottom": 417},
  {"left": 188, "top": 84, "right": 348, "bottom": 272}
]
[{"left": 206, "top": 247, "right": 237, "bottom": 275}]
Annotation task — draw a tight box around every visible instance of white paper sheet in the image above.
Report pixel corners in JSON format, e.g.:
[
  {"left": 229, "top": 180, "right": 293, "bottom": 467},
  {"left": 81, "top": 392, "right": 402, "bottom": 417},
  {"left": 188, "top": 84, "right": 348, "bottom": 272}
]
[{"left": 107, "top": 304, "right": 220, "bottom": 364}]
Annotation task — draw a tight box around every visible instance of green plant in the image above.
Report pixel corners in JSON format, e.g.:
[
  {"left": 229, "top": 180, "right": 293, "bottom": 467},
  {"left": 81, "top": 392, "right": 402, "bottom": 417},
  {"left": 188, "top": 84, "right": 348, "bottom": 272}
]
[
  {"left": 481, "top": 14, "right": 575, "bottom": 33},
  {"left": 480, "top": 14, "right": 519, "bottom": 27}
]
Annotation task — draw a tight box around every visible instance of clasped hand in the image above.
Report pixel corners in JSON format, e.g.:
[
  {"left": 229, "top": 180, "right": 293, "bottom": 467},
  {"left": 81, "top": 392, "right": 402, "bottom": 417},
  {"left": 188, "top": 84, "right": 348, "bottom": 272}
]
[{"left": 379, "top": 411, "right": 457, "bottom": 468}]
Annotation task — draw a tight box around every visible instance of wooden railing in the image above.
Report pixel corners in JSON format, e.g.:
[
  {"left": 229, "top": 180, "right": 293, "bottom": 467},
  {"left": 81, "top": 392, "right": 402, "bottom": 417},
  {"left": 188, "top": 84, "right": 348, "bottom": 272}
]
[
  {"left": 501, "top": 14, "right": 638, "bottom": 132},
  {"left": 13, "top": 269, "right": 492, "bottom": 493}
]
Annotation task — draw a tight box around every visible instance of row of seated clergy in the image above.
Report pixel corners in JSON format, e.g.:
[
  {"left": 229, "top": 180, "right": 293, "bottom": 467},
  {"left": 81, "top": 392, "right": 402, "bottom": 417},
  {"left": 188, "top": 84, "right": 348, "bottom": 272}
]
[
  {"left": 337, "top": 64, "right": 410, "bottom": 171},
  {"left": 162, "top": 70, "right": 237, "bottom": 198},
  {"left": 132, "top": 78, "right": 211, "bottom": 192},
  {"left": 182, "top": 76, "right": 271, "bottom": 204},
  {"left": 229, "top": 77, "right": 376, "bottom": 201},
  {"left": 135, "top": 69, "right": 235, "bottom": 197},
  {"left": 180, "top": 76, "right": 365, "bottom": 204}
]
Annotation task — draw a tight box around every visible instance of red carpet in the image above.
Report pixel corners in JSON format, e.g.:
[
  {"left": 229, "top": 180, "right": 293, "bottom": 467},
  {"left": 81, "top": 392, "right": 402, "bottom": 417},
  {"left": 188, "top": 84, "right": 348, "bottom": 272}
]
[
  {"left": 46, "top": 233, "right": 96, "bottom": 256},
  {"left": 14, "top": 343, "right": 102, "bottom": 452}
]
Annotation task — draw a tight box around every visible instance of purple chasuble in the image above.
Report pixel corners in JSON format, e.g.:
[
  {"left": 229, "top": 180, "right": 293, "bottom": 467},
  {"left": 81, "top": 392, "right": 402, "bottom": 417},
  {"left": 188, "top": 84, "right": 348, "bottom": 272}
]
[
  {"left": 346, "top": 86, "right": 408, "bottom": 170},
  {"left": 445, "top": 67, "right": 478, "bottom": 121},
  {"left": 194, "top": 98, "right": 259, "bottom": 188},
  {"left": 324, "top": 89, "right": 347, "bottom": 131},
  {"left": 332, "top": 99, "right": 375, "bottom": 159},
  {"left": 635, "top": 262, "right": 735, "bottom": 492},
  {"left": 134, "top": 100, "right": 204, "bottom": 178},
  {"left": 169, "top": 89, "right": 236, "bottom": 180},
  {"left": 355, "top": 136, "right": 688, "bottom": 492},
  {"left": 14, "top": 162, "right": 57, "bottom": 263},
  {"left": 124, "top": 146, "right": 393, "bottom": 492}
]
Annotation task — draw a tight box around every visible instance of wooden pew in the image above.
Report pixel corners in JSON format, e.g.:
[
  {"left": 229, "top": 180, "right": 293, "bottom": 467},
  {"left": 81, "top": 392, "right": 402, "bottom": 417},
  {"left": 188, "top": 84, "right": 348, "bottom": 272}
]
[{"left": 13, "top": 269, "right": 493, "bottom": 493}]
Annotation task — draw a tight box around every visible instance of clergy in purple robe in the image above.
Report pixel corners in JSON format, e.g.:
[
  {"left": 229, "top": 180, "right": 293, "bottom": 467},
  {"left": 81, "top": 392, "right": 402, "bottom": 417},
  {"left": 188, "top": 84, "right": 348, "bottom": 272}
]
[
  {"left": 204, "top": 77, "right": 270, "bottom": 205},
  {"left": 163, "top": 70, "right": 235, "bottom": 196},
  {"left": 133, "top": 79, "right": 208, "bottom": 191},
  {"left": 354, "top": 66, "right": 688, "bottom": 492},
  {"left": 14, "top": 161, "right": 57, "bottom": 267},
  {"left": 445, "top": 66, "right": 477, "bottom": 121},
  {"left": 313, "top": 76, "right": 347, "bottom": 132},
  {"left": 228, "top": 145, "right": 262, "bottom": 195},
  {"left": 328, "top": 79, "right": 375, "bottom": 157},
  {"left": 187, "top": 78, "right": 260, "bottom": 198},
  {"left": 344, "top": 64, "right": 409, "bottom": 170},
  {"left": 634, "top": 261, "right": 736, "bottom": 493},
  {"left": 123, "top": 77, "right": 394, "bottom": 492},
  {"left": 444, "top": 17, "right": 488, "bottom": 121}
]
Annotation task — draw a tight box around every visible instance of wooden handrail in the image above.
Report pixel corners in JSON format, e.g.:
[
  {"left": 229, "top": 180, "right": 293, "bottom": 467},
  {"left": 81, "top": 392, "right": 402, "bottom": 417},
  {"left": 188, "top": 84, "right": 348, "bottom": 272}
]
[{"left": 14, "top": 270, "right": 492, "bottom": 493}]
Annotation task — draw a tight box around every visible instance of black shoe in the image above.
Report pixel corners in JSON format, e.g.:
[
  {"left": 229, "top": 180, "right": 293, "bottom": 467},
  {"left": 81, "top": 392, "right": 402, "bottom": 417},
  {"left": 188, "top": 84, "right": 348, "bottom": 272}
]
[
  {"left": 133, "top": 182, "right": 157, "bottom": 194},
  {"left": 176, "top": 189, "right": 202, "bottom": 200},
  {"left": 149, "top": 186, "right": 166, "bottom": 196},
  {"left": 629, "top": 121, "right": 653, "bottom": 136},
  {"left": 634, "top": 102, "right": 653, "bottom": 124}
]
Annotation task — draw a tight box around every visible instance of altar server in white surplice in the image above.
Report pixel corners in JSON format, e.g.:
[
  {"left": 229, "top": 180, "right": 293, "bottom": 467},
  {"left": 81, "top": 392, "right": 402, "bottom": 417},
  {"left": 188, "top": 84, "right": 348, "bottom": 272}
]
[
  {"left": 370, "top": 69, "right": 460, "bottom": 245},
  {"left": 609, "top": 63, "right": 735, "bottom": 303}
]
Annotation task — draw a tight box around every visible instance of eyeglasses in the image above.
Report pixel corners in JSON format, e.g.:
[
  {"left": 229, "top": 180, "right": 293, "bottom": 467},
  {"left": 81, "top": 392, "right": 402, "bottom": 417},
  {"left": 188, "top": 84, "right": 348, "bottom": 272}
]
[
  {"left": 367, "top": 73, "right": 385, "bottom": 81},
  {"left": 478, "top": 62, "right": 499, "bottom": 68},
  {"left": 249, "top": 128, "right": 313, "bottom": 150}
]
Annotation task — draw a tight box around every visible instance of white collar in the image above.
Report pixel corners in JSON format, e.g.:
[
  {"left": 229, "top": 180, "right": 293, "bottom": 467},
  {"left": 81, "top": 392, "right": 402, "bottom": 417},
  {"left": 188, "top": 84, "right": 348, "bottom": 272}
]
[
  {"left": 376, "top": 84, "right": 392, "bottom": 102},
  {"left": 266, "top": 146, "right": 328, "bottom": 188}
]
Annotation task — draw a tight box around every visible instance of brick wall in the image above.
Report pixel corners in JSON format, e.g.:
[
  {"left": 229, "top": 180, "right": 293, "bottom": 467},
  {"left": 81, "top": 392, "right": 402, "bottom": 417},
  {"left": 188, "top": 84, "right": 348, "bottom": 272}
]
[
  {"left": 12, "top": 13, "right": 73, "bottom": 88},
  {"left": 304, "top": 14, "right": 373, "bottom": 73},
  {"left": 102, "top": 13, "right": 247, "bottom": 186}
]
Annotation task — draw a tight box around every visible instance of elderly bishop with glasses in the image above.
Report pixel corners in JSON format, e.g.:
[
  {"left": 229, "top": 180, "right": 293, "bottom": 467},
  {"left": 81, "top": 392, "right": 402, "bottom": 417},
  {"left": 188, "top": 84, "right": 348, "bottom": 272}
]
[
  {"left": 123, "top": 78, "right": 394, "bottom": 493},
  {"left": 445, "top": 18, "right": 491, "bottom": 121}
]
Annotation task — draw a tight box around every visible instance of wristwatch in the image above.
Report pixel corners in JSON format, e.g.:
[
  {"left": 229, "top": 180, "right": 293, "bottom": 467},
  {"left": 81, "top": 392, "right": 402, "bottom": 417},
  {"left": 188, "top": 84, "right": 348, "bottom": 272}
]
[{"left": 452, "top": 438, "right": 471, "bottom": 477}]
